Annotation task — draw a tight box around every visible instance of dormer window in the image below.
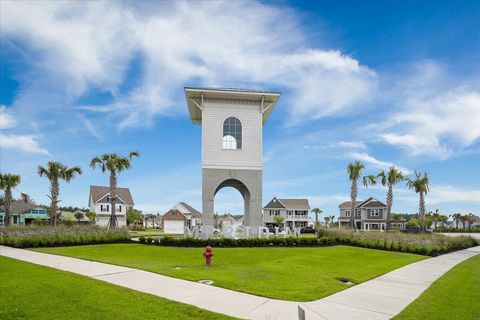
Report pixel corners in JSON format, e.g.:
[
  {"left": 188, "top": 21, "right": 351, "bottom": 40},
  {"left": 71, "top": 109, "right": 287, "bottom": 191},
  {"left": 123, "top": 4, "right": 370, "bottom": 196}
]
[{"left": 223, "top": 117, "right": 242, "bottom": 149}]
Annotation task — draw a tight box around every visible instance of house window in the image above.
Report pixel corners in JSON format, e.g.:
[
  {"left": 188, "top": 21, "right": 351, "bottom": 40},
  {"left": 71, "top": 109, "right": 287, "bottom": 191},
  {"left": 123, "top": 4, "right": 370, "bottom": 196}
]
[
  {"left": 222, "top": 117, "right": 242, "bottom": 149},
  {"left": 287, "top": 210, "right": 293, "bottom": 216},
  {"left": 370, "top": 209, "right": 380, "bottom": 216},
  {"left": 117, "top": 206, "right": 122, "bottom": 212},
  {"left": 100, "top": 205, "right": 110, "bottom": 212},
  {"left": 355, "top": 209, "right": 361, "bottom": 217},
  {"left": 345, "top": 210, "right": 351, "bottom": 217}
]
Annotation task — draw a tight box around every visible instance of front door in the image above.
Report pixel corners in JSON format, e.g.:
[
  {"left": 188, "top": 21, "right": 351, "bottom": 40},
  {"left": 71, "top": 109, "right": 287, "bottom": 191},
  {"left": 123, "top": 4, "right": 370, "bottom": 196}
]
[{"left": 356, "top": 221, "right": 361, "bottom": 230}]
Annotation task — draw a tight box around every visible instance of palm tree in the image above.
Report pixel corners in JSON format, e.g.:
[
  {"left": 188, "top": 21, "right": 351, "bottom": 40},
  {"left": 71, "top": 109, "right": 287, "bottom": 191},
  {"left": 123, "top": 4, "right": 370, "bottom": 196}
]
[
  {"left": 466, "top": 213, "right": 475, "bottom": 229},
  {"left": 85, "top": 210, "right": 96, "bottom": 224},
  {"left": 377, "top": 166, "right": 404, "bottom": 230},
  {"left": 311, "top": 208, "right": 322, "bottom": 228},
  {"left": 323, "top": 216, "right": 330, "bottom": 227},
  {"left": 38, "top": 162, "right": 82, "bottom": 226},
  {"left": 451, "top": 213, "right": 462, "bottom": 229},
  {"left": 432, "top": 209, "right": 441, "bottom": 229},
  {"left": 90, "top": 152, "right": 139, "bottom": 228},
  {"left": 406, "top": 171, "right": 429, "bottom": 231},
  {"left": 0, "top": 173, "right": 21, "bottom": 227},
  {"left": 460, "top": 214, "right": 468, "bottom": 229},
  {"left": 347, "top": 161, "right": 365, "bottom": 231}
]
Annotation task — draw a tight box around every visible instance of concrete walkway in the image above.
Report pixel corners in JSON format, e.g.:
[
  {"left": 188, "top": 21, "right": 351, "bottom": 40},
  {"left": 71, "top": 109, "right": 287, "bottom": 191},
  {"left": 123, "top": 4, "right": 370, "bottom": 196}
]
[{"left": 1, "top": 245, "right": 479, "bottom": 320}]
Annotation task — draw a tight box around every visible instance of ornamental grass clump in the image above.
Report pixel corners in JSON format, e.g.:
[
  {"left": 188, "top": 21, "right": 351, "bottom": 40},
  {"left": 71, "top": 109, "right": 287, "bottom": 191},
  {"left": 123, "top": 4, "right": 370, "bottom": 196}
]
[
  {"left": 0, "top": 225, "right": 130, "bottom": 248},
  {"left": 316, "top": 227, "right": 478, "bottom": 256}
]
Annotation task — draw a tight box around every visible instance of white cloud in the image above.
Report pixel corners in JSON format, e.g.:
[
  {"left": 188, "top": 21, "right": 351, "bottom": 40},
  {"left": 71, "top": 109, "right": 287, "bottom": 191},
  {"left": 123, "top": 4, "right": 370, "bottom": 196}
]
[
  {"left": 0, "top": 133, "right": 50, "bottom": 155},
  {"left": 0, "top": 106, "right": 49, "bottom": 155},
  {"left": 379, "top": 61, "right": 480, "bottom": 157},
  {"left": 1, "top": 1, "right": 377, "bottom": 129},
  {"left": 0, "top": 106, "right": 17, "bottom": 129},
  {"left": 349, "top": 152, "right": 411, "bottom": 174}
]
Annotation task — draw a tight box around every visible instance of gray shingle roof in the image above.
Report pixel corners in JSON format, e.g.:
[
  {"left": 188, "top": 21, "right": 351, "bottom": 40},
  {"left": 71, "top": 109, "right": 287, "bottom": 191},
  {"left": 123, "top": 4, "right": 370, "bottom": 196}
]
[
  {"left": 277, "top": 199, "right": 310, "bottom": 210},
  {"left": 339, "top": 201, "right": 363, "bottom": 209},
  {"left": 0, "top": 199, "right": 38, "bottom": 215},
  {"left": 179, "top": 202, "right": 202, "bottom": 218},
  {"left": 339, "top": 198, "right": 386, "bottom": 209},
  {"left": 89, "top": 186, "right": 134, "bottom": 205}
]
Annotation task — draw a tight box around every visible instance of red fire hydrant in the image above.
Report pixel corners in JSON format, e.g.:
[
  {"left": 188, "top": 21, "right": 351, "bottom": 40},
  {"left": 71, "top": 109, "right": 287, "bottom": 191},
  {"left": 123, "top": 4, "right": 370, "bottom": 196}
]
[{"left": 203, "top": 245, "right": 213, "bottom": 266}]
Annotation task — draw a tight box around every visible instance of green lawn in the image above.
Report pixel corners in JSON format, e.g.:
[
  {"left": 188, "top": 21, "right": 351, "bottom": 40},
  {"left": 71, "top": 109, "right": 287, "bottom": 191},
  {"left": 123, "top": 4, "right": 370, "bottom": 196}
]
[
  {"left": 34, "top": 244, "right": 426, "bottom": 301},
  {"left": 394, "top": 254, "right": 480, "bottom": 320},
  {"left": 0, "top": 256, "right": 234, "bottom": 320}
]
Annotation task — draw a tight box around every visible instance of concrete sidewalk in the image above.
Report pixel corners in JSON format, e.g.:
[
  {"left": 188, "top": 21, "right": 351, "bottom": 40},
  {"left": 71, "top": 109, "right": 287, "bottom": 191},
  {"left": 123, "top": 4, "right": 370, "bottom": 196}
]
[{"left": 1, "top": 245, "right": 479, "bottom": 320}]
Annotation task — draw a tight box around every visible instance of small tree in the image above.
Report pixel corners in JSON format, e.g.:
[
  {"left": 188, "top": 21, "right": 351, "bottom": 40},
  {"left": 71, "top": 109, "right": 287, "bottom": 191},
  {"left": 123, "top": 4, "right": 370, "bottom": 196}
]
[
  {"left": 85, "top": 211, "right": 96, "bottom": 224},
  {"left": 273, "top": 215, "right": 285, "bottom": 229},
  {"left": 38, "top": 161, "right": 82, "bottom": 226},
  {"left": 0, "top": 173, "right": 21, "bottom": 227},
  {"left": 74, "top": 211, "right": 84, "bottom": 222},
  {"left": 323, "top": 216, "right": 330, "bottom": 227},
  {"left": 406, "top": 171, "right": 429, "bottom": 231},
  {"left": 347, "top": 161, "right": 366, "bottom": 231},
  {"left": 451, "top": 213, "right": 462, "bottom": 229},
  {"left": 311, "top": 208, "right": 322, "bottom": 228}
]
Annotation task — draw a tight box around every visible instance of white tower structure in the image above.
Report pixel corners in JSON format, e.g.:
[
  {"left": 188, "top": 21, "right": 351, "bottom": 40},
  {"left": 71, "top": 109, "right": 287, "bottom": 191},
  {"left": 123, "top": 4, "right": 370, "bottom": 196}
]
[{"left": 185, "top": 87, "right": 280, "bottom": 238}]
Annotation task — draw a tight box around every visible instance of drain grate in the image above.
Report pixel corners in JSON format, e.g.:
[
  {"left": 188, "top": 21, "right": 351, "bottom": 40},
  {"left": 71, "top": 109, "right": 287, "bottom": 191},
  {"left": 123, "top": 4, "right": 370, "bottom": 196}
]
[
  {"left": 336, "top": 277, "right": 354, "bottom": 285},
  {"left": 198, "top": 280, "right": 213, "bottom": 285}
]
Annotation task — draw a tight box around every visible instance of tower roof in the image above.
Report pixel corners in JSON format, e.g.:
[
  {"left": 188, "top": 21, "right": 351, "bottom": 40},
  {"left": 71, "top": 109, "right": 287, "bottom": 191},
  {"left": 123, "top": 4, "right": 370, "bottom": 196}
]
[{"left": 184, "top": 87, "right": 281, "bottom": 125}]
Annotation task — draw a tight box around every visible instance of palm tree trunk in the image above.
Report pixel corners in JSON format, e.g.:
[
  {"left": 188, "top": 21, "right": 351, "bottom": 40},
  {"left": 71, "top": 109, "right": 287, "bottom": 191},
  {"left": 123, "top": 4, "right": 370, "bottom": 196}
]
[
  {"left": 50, "top": 178, "right": 59, "bottom": 226},
  {"left": 315, "top": 212, "right": 318, "bottom": 227},
  {"left": 455, "top": 218, "right": 459, "bottom": 229},
  {"left": 4, "top": 188, "right": 12, "bottom": 227},
  {"left": 350, "top": 180, "right": 357, "bottom": 231},
  {"left": 109, "top": 170, "right": 118, "bottom": 228},
  {"left": 419, "top": 191, "right": 425, "bottom": 230},
  {"left": 386, "top": 184, "right": 393, "bottom": 231}
]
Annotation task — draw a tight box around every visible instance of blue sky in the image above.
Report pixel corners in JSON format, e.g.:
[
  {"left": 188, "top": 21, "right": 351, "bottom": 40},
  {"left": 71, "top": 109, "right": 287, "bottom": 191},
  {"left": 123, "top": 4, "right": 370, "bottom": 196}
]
[{"left": 1, "top": 0, "right": 479, "bottom": 218}]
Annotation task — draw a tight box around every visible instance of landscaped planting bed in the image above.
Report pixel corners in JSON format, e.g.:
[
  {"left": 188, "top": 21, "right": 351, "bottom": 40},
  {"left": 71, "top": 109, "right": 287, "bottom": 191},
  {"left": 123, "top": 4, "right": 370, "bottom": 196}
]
[
  {"left": 0, "top": 225, "right": 130, "bottom": 248},
  {"left": 34, "top": 244, "right": 425, "bottom": 301},
  {"left": 137, "top": 228, "right": 479, "bottom": 256}
]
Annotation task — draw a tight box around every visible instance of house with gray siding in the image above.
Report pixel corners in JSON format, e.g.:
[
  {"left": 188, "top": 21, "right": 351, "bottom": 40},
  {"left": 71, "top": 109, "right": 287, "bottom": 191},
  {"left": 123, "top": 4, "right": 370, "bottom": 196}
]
[
  {"left": 338, "top": 197, "right": 395, "bottom": 231},
  {"left": 263, "top": 197, "right": 310, "bottom": 229}
]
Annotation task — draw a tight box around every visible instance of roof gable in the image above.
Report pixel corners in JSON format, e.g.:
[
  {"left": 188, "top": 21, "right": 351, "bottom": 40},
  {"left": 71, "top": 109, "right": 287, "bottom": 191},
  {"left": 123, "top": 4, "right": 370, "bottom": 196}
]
[
  {"left": 162, "top": 209, "right": 186, "bottom": 221},
  {"left": 89, "top": 186, "right": 134, "bottom": 205},
  {"left": 264, "top": 197, "right": 286, "bottom": 209}
]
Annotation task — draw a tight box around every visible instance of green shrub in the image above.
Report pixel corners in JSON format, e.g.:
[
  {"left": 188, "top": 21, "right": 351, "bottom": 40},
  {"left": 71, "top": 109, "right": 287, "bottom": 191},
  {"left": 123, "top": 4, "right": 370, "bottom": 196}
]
[{"left": 0, "top": 225, "right": 130, "bottom": 248}]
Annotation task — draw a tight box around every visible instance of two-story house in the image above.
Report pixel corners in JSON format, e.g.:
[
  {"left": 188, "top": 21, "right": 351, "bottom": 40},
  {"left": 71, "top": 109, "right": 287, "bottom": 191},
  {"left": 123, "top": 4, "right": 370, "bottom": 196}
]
[
  {"left": 263, "top": 197, "right": 310, "bottom": 229},
  {"left": 0, "top": 199, "right": 49, "bottom": 226},
  {"left": 338, "top": 197, "right": 390, "bottom": 231},
  {"left": 88, "top": 186, "right": 134, "bottom": 227}
]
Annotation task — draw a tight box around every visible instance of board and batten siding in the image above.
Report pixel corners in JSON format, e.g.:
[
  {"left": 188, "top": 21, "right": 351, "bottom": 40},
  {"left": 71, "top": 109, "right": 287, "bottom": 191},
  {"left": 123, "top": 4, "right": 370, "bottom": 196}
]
[{"left": 202, "top": 101, "right": 263, "bottom": 170}]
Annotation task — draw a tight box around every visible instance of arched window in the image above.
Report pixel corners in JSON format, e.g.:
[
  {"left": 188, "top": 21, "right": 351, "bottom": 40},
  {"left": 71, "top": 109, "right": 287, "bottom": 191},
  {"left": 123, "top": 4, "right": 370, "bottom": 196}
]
[{"left": 222, "top": 117, "right": 242, "bottom": 149}]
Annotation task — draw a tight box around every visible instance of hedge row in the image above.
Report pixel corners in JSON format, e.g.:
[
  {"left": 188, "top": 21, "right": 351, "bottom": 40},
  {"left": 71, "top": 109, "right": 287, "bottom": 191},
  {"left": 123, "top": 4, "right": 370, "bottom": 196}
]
[
  {"left": 0, "top": 226, "right": 130, "bottom": 248},
  {"left": 138, "top": 233, "right": 479, "bottom": 257},
  {"left": 433, "top": 227, "right": 480, "bottom": 233}
]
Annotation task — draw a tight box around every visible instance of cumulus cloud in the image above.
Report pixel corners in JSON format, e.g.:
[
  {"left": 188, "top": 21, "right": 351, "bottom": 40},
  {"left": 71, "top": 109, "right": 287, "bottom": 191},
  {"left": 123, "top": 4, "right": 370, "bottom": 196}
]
[
  {"left": 0, "top": 106, "right": 49, "bottom": 155},
  {"left": 0, "top": 133, "right": 50, "bottom": 155},
  {"left": 379, "top": 61, "right": 480, "bottom": 158},
  {"left": 1, "top": 1, "right": 377, "bottom": 129},
  {"left": 0, "top": 105, "right": 17, "bottom": 129},
  {"left": 349, "top": 152, "right": 411, "bottom": 174}
]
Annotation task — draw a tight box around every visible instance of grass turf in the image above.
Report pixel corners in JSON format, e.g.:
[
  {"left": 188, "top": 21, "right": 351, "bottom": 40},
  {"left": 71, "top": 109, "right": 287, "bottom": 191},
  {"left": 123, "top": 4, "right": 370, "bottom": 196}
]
[
  {"left": 34, "top": 244, "right": 426, "bottom": 301},
  {"left": 0, "top": 256, "right": 234, "bottom": 320},
  {"left": 394, "top": 254, "right": 480, "bottom": 320}
]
